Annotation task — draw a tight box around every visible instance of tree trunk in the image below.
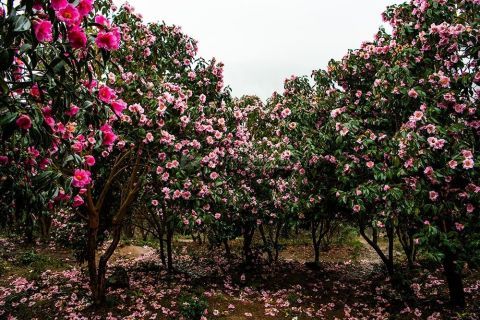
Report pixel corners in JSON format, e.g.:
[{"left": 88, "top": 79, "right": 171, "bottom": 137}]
[
  {"left": 359, "top": 224, "right": 394, "bottom": 276},
  {"left": 39, "top": 215, "right": 52, "bottom": 242},
  {"left": 273, "top": 223, "right": 283, "bottom": 262},
  {"left": 87, "top": 223, "right": 123, "bottom": 306},
  {"left": 443, "top": 252, "right": 465, "bottom": 308},
  {"left": 311, "top": 221, "right": 320, "bottom": 265},
  {"left": 243, "top": 224, "right": 255, "bottom": 265},
  {"left": 259, "top": 224, "right": 273, "bottom": 263},
  {"left": 166, "top": 225, "right": 174, "bottom": 272},
  {"left": 24, "top": 212, "right": 34, "bottom": 244},
  {"left": 223, "top": 239, "right": 231, "bottom": 257}
]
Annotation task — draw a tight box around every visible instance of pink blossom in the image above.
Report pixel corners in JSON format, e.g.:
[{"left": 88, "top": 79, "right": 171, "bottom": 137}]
[
  {"left": 214, "top": 213, "right": 221, "bottom": 220},
  {"left": 429, "top": 191, "right": 439, "bottom": 201},
  {"left": 0, "top": 155, "right": 9, "bottom": 165},
  {"left": 151, "top": 200, "right": 159, "bottom": 206},
  {"left": 77, "top": 0, "right": 93, "bottom": 17},
  {"left": 210, "top": 172, "right": 219, "bottom": 180},
  {"left": 94, "top": 15, "right": 111, "bottom": 28},
  {"left": 161, "top": 172, "right": 169, "bottom": 181},
  {"left": 448, "top": 160, "right": 458, "bottom": 169},
  {"left": 95, "top": 29, "right": 121, "bottom": 51},
  {"left": 466, "top": 203, "right": 474, "bottom": 213},
  {"left": 408, "top": 89, "right": 418, "bottom": 98},
  {"left": 51, "top": 0, "right": 68, "bottom": 11},
  {"left": 413, "top": 111, "right": 424, "bottom": 121},
  {"left": 110, "top": 100, "right": 127, "bottom": 116},
  {"left": 463, "top": 158, "right": 474, "bottom": 169},
  {"left": 366, "top": 161, "right": 375, "bottom": 169},
  {"left": 438, "top": 75, "right": 450, "bottom": 88},
  {"left": 56, "top": 4, "right": 80, "bottom": 25},
  {"left": 65, "top": 104, "right": 80, "bottom": 116},
  {"left": 423, "top": 166, "right": 433, "bottom": 175},
  {"left": 454, "top": 104, "right": 466, "bottom": 113},
  {"left": 100, "top": 124, "right": 117, "bottom": 146},
  {"left": 461, "top": 150, "right": 473, "bottom": 159},
  {"left": 72, "top": 169, "right": 92, "bottom": 188},
  {"left": 71, "top": 141, "right": 83, "bottom": 153},
  {"left": 84, "top": 155, "right": 95, "bottom": 166},
  {"left": 98, "top": 85, "right": 116, "bottom": 104},
  {"left": 145, "top": 132, "right": 154, "bottom": 143},
  {"left": 16, "top": 114, "right": 32, "bottom": 130},
  {"left": 72, "top": 195, "right": 85, "bottom": 207},
  {"left": 68, "top": 27, "right": 87, "bottom": 49},
  {"left": 33, "top": 20, "right": 53, "bottom": 43},
  {"left": 353, "top": 204, "right": 361, "bottom": 213}
]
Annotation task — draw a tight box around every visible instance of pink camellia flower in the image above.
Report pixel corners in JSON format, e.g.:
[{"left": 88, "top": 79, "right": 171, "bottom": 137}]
[
  {"left": 100, "top": 124, "right": 117, "bottom": 146},
  {"left": 0, "top": 155, "right": 9, "bottom": 165},
  {"left": 454, "top": 104, "right": 466, "bottom": 113},
  {"left": 77, "top": 0, "right": 93, "bottom": 17},
  {"left": 412, "top": 111, "right": 423, "bottom": 121},
  {"left": 51, "top": 0, "right": 68, "bottom": 11},
  {"left": 214, "top": 213, "right": 221, "bottom": 220},
  {"left": 95, "top": 29, "right": 121, "bottom": 51},
  {"left": 199, "top": 94, "right": 206, "bottom": 104},
  {"left": 408, "top": 89, "right": 418, "bottom": 98},
  {"left": 68, "top": 27, "right": 87, "bottom": 49},
  {"left": 161, "top": 172, "right": 169, "bottom": 181},
  {"left": 71, "top": 141, "right": 83, "bottom": 153},
  {"left": 209, "top": 172, "right": 219, "bottom": 180},
  {"left": 56, "top": 4, "right": 80, "bottom": 25},
  {"left": 16, "top": 114, "right": 32, "bottom": 130},
  {"left": 429, "top": 191, "right": 439, "bottom": 201},
  {"left": 72, "top": 169, "right": 92, "bottom": 188},
  {"left": 98, "top": 85, "right": 116, "bottom": 103},
  {"left": 466, "top": 203, "right": 474, "bottom": 213},
  {"left": 173, "top": 190, "right": 182, "bottom": 199},
  {"left": 352, "top": 204, "right": 361, "bottom": 213},
  {"left": 424, "top": 166, "right": 434, "bottom": 175},
  {"left": 455, "top": 223, "right": 464, "bottom": 232},
  {"left": 110, "top": 99, "right": 127, "bottom": 116},
  {"left": 84, "top": 155, "right": 95, "bottom": 166},
  {"left": 72, "top": 195, "right": 85, "bottom": 207},
  {"left": 366, "top": 161, "right": 375, "bottom": 169},
  {"left": 463, "top": 158, "right": 474, "bottom": 169},
  {"left": 438, "top": 75, "right": 450, "bottom": 88},
  {"left": 151, "top": 199, "right": 159, "bottom": 206},
  {"left": 33, "top": 20, "right": 53, "bottom": 43},
  {"left": 461, "top": 150, "right": 473, "bottom": 159},
  {"left": 448, "top": 160, "right": 458, "bottom": 169},
  {"left": 145, "top": 132, "right": 154, "bottom": 143},
  {"left": 94, "top": 15, "right": 111, "bottom": 28},
  {"left": 65, "top": 104, "right": 80, "bottom": 117}
]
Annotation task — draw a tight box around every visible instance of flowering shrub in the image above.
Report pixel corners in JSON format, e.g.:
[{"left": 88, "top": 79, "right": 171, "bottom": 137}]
[{"left": 0, "top": 0, "right": 478, "bottom": 312}]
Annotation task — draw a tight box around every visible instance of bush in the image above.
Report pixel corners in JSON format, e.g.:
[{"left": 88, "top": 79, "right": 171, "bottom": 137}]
[{"left": 178, "top": 294, "right": 209, "bottom": 320}]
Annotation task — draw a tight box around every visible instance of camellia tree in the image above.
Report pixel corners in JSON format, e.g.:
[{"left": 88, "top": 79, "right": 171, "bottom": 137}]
[
  {"left": 0, "top": 0, "right": 139, "bottom": 305},
  {"left": 107, "top": 3, "right": 235, "bottom": 274},
  {"left": 380, "top": 0, "right": 480, "bottom": 307},
  {"left": 307, "top": 0, "right": 479, "bottom": 307}
]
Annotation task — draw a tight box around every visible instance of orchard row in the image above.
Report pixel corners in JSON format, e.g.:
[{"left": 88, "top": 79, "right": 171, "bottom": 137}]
[{"left": 0, "top": 0, "right": 478, "bottom": 309}]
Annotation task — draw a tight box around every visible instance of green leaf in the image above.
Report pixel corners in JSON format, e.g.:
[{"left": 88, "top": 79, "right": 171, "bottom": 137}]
[{"left": 12, "top": 15, "right": 31, "bottom": 32}]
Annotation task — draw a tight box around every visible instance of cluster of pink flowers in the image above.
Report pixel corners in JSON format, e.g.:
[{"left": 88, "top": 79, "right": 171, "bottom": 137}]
[{"left": 31, "top": 0, "right": 120, "bottom": 52}]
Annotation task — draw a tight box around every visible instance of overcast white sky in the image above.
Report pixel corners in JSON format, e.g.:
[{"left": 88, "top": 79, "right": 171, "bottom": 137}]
[{"left": 113, "top": 0, "right": 404, "bottom": 99}]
